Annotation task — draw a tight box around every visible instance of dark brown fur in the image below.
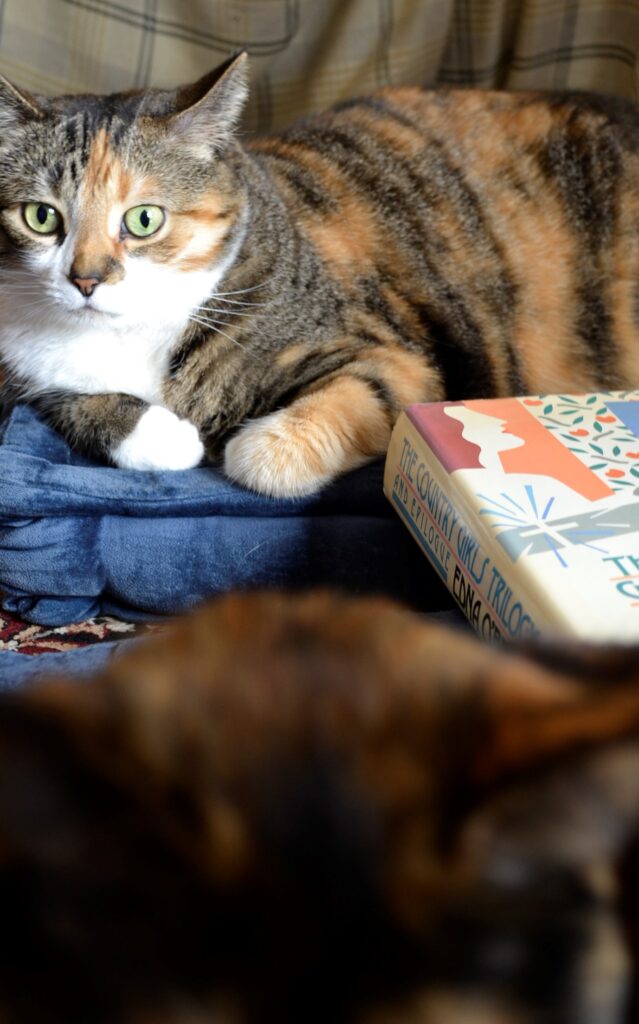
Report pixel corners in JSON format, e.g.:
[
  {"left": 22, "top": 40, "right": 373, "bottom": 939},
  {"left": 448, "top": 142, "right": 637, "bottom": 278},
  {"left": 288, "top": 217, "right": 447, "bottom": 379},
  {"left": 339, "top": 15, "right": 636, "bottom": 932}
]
[
  {"left": 0, "top": 56, "right": 637, "bottom": 494},
  {"left": 4, "top": 591, "right": 639, "bottom": 1022}
]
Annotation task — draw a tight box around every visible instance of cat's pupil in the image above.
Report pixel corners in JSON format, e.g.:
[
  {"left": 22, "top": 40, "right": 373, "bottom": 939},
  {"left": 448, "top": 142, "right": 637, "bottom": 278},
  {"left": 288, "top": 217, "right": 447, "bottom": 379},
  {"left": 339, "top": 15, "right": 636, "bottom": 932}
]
[
  {"left": 36, "top": 205, "right": 48, "bottom": 225},
  {"left": 140, "top": 209, "right": 150, "bottom": 229}
]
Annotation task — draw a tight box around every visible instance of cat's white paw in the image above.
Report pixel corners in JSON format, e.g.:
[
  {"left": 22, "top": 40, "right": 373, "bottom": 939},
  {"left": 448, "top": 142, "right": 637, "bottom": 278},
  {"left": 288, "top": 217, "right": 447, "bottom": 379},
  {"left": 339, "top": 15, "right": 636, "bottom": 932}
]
[
  {"left": 224, "top": 408, "right": 345, "bottom": 497},
  {"left": 112, "top": 405, "right": 204, "bottom": 471}
]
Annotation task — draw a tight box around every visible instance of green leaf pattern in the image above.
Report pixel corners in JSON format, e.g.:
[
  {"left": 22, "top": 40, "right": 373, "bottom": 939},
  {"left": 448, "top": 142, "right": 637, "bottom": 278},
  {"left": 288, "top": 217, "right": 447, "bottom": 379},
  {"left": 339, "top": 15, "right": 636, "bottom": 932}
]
[{"left": 522, "top": 390, "right": 639, "bottom": 493}]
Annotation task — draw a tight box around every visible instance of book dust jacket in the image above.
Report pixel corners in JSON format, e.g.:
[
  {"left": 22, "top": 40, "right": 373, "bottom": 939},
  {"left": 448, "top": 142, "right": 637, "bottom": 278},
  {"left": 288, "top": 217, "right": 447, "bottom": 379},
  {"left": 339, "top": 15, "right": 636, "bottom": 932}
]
[{"left": 384, "top": 392, "right": 639, "bottom": 642}]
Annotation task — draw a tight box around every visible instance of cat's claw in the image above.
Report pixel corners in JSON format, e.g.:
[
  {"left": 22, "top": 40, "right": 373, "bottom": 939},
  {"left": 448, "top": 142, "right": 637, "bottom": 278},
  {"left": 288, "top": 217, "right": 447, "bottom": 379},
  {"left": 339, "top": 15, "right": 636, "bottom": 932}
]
[{"left": 112, "top": 405, "right": 204, "bottom": 471}]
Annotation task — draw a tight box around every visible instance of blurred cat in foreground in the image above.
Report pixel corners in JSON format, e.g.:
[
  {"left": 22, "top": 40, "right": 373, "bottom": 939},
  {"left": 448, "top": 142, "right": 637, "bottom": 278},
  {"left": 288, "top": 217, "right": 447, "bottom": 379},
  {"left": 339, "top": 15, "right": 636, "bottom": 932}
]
[{"left": 2, "top": 590, "right": 639, "bottom": 1023}]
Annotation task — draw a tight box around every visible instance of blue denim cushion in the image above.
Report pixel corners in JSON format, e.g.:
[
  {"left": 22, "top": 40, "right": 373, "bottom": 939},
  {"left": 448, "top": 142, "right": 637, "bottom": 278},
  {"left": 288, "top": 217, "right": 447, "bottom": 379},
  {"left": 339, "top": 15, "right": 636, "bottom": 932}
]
[{"left": 0, "top": 405, "right": 453, "bottom": 629}]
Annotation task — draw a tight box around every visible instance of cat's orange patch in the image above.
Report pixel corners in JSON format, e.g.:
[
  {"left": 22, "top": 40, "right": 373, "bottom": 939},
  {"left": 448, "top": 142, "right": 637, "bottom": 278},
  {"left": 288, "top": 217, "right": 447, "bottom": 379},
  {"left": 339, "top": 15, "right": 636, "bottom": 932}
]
[
  {"left": 351, "top": 310, "right": 403, "bottom": 348},
  {"left": 275, "top": 342, "right": 309, "bottom": 368},
  {"left": 83, "top": 128, "right": 133, "bottom": 203},
  {"left": 488, "top": 189, "right": 588, "bottom": 391},
  {"left": 253, "top": 137, "right": 346, "bottom": 207},
  {"left": 360, "top": 345, "right": 441, "bottom": 407},
  {"left": 375, "top": 92, "right": 585, "bottom": 392},
  {"left": 385, "top": 88, "right": 554, "bottom": 158},
  {"left": 305, "top": 195, "right": 381, "bottom": 272},
  {"left": 149, "top": 195, "right": 241, "bottom": 272},
  {"left": 339, "top": 100, "right": 424, "bottom": 159},
  {"left": 179, "top": 204, "right": 236, "bottom": 227},
  {"left": 378, "top": 282, "right": 423, "bottom": 337},
  {"left": 285, "top": 374, "right": 391, "bottom": 468}
]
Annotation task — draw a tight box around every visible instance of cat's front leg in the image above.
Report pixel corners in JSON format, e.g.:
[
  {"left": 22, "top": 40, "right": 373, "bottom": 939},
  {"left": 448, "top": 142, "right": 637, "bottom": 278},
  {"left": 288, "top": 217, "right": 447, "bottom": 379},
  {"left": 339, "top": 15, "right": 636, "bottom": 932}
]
[
  {"left": 40, "top": 392, "right": 204, "bottom": 471},
  {"left": 224, "top": 376, "right": 391, "bottom": 497}
]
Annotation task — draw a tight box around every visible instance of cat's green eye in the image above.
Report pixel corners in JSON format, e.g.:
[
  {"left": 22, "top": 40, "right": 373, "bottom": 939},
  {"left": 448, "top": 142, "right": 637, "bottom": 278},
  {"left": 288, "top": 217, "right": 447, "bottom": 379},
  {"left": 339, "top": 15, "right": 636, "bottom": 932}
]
[
  {"left": 22, "top": 202, "right": 61, "bottom": 236},
  {"left": 123, "top": 205, "right": 165, "bottom": 238}
]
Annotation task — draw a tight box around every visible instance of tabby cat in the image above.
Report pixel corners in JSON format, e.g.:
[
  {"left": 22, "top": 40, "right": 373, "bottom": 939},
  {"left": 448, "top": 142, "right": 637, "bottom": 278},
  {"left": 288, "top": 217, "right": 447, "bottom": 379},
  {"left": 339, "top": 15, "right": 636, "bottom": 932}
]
[
  {"left": 3, "top": 591, "right": 639, "bottom": 1023},
  {"left": 0, "top": 53, "right": 638, "bottom": 495}
]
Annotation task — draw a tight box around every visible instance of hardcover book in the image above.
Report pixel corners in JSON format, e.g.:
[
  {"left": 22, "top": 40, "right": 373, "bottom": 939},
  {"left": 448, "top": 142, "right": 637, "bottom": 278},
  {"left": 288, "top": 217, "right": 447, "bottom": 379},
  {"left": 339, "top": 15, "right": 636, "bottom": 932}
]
[{"left": 383, "top": 392, "right": 639, "bottom": 642}]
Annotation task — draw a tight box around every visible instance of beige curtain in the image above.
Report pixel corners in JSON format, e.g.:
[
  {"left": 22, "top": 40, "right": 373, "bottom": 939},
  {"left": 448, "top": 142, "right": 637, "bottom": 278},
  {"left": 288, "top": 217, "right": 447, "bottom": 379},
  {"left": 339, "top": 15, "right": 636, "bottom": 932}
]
[{"left": 0, "top": 1, "right": 636, "bottom": 131}]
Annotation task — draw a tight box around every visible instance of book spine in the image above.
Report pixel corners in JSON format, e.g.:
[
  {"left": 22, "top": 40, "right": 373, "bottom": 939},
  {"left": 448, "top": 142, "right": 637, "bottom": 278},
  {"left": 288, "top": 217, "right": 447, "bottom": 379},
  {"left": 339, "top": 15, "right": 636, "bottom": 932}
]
[{"left": 384, "top": 414, "right": 555, "bottom": 642}]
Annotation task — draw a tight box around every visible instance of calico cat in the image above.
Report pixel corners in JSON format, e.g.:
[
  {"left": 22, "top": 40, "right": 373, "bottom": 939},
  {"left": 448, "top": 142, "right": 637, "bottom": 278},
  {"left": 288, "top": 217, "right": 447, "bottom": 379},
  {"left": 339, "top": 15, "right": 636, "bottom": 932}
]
[
  {"left": 3, "top": 590, "right": 639, "bottom": 1023},
  {"left": 0, "top": 53, "right": 638, "bottom": 496}
]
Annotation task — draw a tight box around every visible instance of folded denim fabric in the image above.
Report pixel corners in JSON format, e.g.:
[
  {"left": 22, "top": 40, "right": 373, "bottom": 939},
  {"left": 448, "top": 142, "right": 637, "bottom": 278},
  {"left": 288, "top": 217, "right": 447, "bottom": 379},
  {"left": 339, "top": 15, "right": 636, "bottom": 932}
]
[{"left": 0, "top": 405, "right": 451, "bottom": 627}]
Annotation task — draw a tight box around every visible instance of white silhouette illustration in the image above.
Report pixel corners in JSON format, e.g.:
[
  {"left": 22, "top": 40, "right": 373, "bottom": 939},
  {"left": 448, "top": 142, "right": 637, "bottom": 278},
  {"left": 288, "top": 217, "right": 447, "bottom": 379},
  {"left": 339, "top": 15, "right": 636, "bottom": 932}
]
[{"left": 445, "top": 406, "right": 525, "bottom": 474}]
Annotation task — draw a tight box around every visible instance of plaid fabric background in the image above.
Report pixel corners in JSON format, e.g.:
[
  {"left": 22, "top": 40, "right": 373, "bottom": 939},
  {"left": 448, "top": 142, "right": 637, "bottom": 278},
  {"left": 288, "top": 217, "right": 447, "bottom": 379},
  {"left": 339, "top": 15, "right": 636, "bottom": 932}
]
[{"left": 0, "top": 1, "right": 636, "bottom": 130}]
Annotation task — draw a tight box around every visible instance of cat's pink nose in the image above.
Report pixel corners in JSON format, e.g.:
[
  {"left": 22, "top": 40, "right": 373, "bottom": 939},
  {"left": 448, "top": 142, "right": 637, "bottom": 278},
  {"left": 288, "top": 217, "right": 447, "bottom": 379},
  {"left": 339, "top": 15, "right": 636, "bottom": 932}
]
[{"left": 70, "top": 275, "right": 100, "bottom": 298}]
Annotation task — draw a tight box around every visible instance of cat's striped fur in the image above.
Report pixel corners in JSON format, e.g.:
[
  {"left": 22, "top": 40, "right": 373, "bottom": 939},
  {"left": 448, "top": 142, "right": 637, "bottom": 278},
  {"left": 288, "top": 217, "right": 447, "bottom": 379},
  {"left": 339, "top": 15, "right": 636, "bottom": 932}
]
[
  {"left": 4, "top": 591, "right": 639, "bottom": 1022},
  {"left": 0, "top": 54, "right": 638, "bottom": 494}
]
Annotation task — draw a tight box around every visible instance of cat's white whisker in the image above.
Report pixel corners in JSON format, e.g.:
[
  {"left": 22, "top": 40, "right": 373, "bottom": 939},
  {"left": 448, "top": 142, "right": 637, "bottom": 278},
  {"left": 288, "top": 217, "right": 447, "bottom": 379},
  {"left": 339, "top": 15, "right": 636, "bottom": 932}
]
[
  {"left": 211, "top": 296, "right": 270, "bottom": 308},
  {"left": 0, "top": 282, "right": 43, "bottom": 289},
  {"left": 188, "top": 314, "right": 252, "bottom": 355},
  {"left": 0, "top": 278, "right": 41, "bottom": 289},
  {"left": 188, "top": 311, "right": 242, "bottom": 332},
  {"left": 191, "top": 304, "right": 258, "bottom": 319},
  {"left": 0, "top": 298, "right": 51, "bottom": 310},
  {"left": 0, "top": 291, "right": 46, "bottom": 299},
  {"left": 190, "top": 312, "right": 239, "bottom": 328},
  {"left": 214, "top": 285, "right": 266, "bottom": 297},
  {"left": 213, "top": 273, "right": 282, "bottom": 298}
]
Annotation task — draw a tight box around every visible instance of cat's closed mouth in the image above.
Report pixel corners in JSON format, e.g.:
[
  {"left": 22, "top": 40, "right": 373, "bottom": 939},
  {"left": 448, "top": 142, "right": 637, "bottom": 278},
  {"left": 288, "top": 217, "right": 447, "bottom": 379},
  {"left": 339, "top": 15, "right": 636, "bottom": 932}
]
[{"left": 68, "top": 303, "right": 120, "bottom": 321}]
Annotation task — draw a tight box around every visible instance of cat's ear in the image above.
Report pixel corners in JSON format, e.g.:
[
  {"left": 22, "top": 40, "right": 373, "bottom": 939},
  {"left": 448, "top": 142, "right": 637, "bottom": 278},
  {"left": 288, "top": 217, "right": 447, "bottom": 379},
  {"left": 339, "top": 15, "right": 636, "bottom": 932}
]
[
  {"left": 165, "top": 52, "right": 249, "bottom": 155},
  {"left": 0, "top": 73, "right": 43, "bottom": 130},
  {"left": 460, "top": 647, "right": 639, "bottom": 867}
]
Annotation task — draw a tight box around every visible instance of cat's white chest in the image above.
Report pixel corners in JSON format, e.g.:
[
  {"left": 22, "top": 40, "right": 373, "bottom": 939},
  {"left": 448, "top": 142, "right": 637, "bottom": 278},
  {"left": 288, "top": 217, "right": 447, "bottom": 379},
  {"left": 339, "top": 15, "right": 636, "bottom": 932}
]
[{"left": 0, "top": 306, "right": 182, "bottom": 405}]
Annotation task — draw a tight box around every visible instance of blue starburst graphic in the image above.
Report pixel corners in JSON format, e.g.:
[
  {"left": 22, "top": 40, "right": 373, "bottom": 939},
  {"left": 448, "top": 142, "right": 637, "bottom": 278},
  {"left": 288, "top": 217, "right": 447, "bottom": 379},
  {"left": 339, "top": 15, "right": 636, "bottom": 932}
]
[{"left": 477, "top": 485, "right": 610, "bottom": 567}]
